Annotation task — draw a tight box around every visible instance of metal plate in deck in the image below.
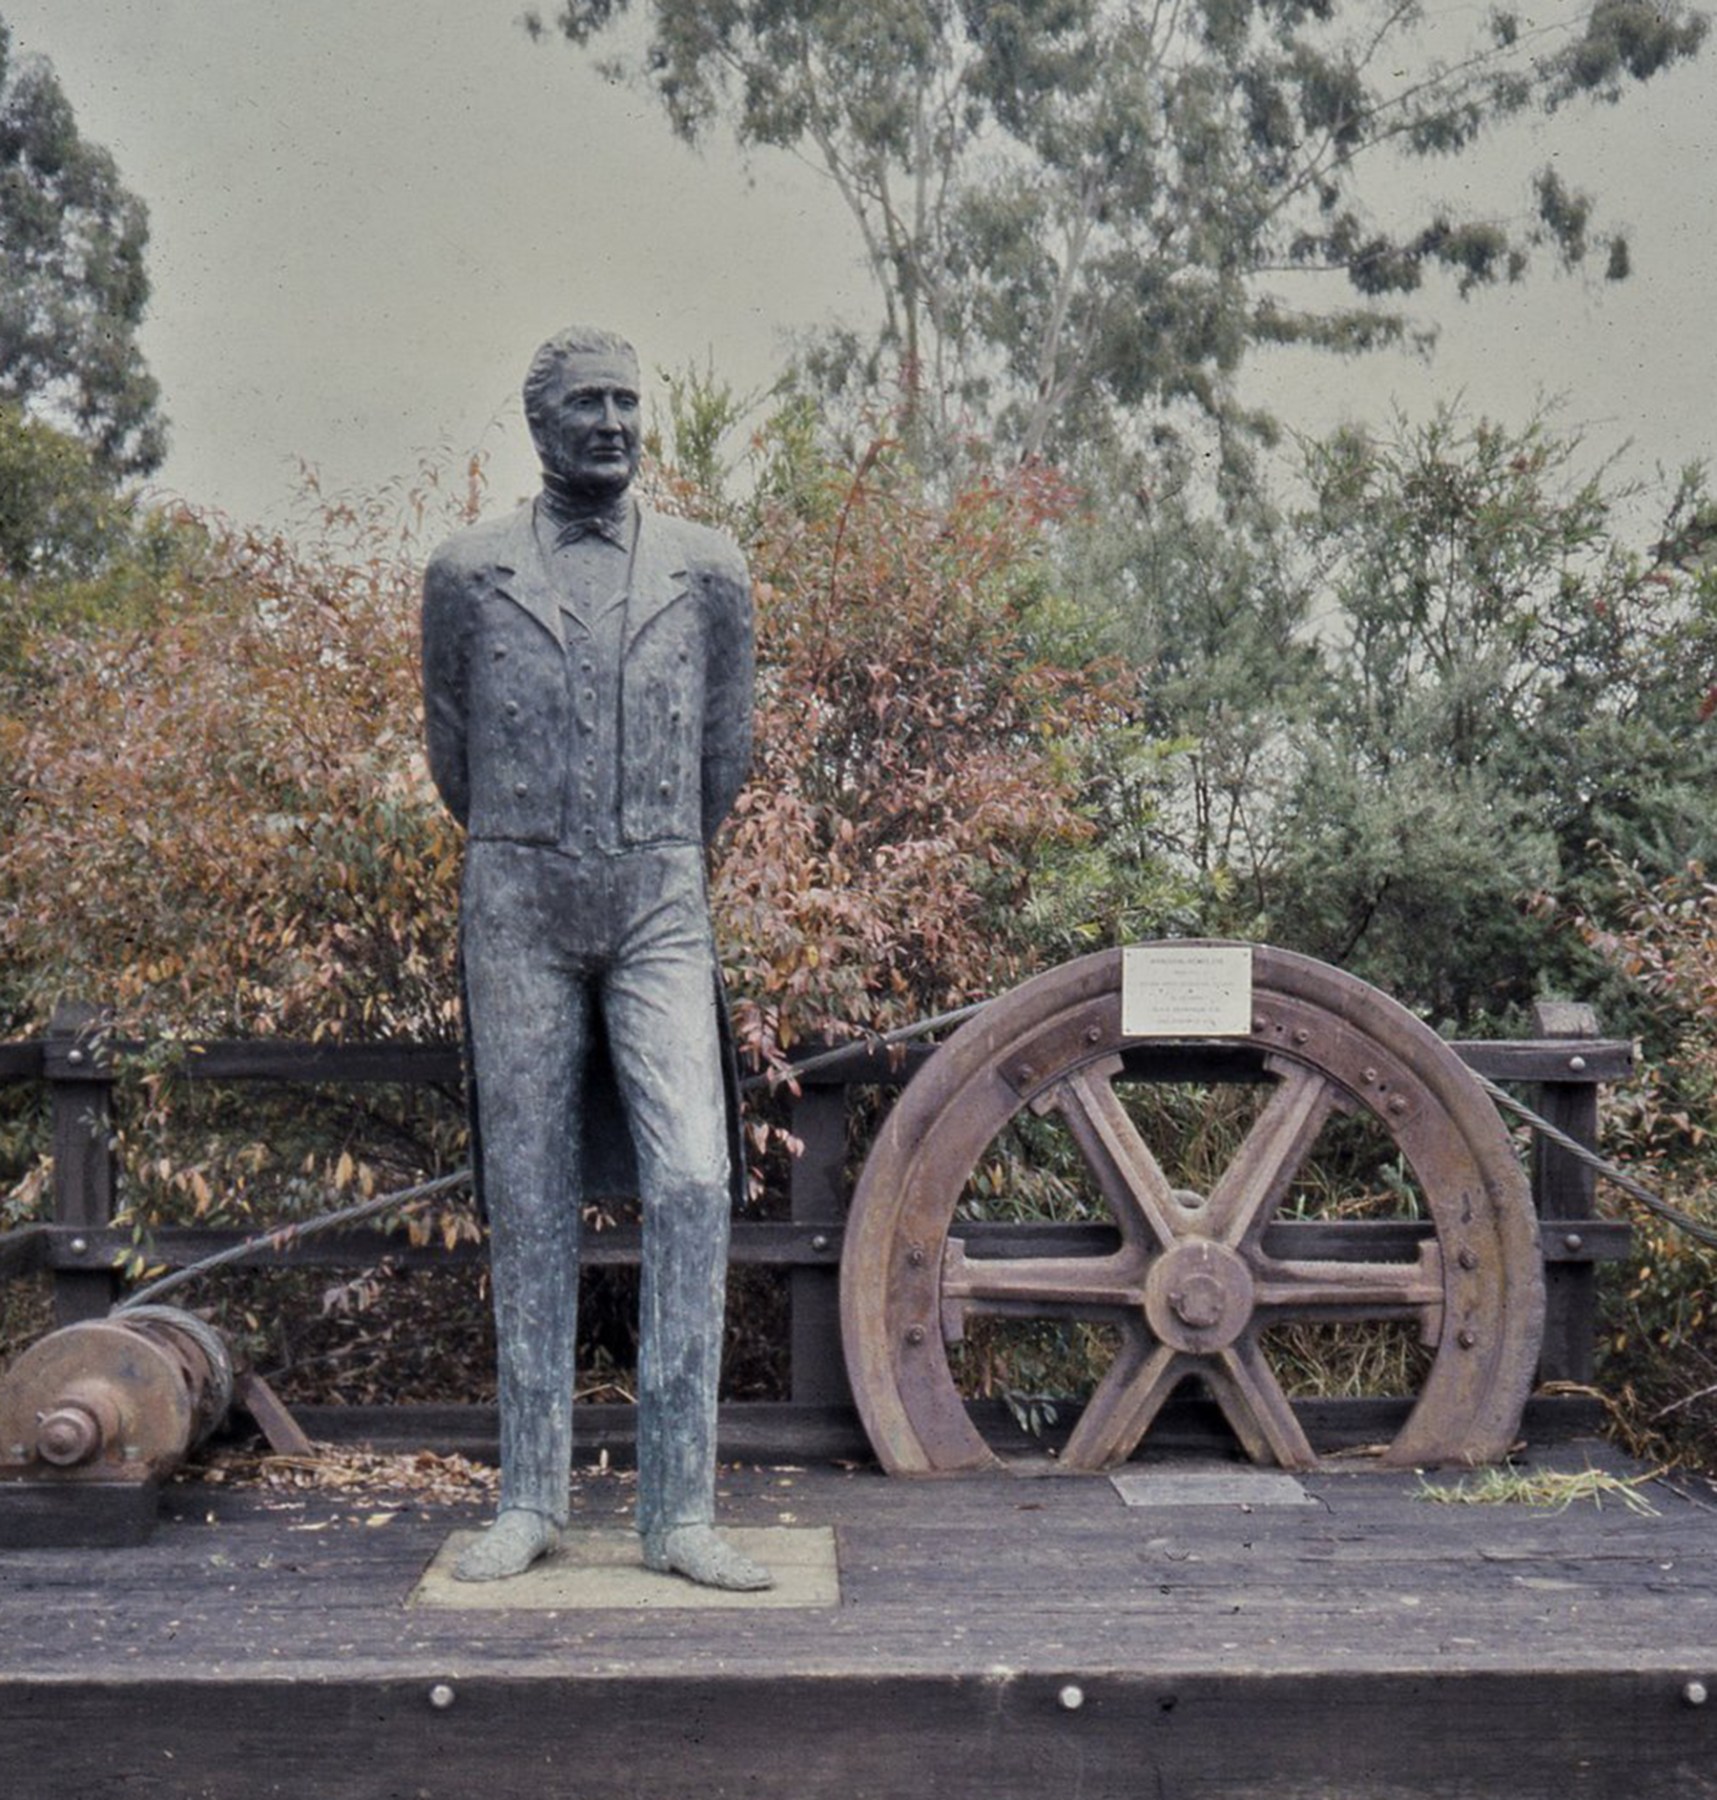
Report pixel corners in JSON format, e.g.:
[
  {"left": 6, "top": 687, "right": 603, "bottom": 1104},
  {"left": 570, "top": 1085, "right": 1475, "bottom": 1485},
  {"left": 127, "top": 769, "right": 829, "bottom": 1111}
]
[{"left": 1110, "top": 1467, "right": 1317, "bottom": 1508}]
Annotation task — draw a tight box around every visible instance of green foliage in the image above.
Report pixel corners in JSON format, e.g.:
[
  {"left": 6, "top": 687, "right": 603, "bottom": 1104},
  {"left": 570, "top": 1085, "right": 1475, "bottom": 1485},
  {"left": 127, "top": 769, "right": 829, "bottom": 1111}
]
[
  {"left": 1578, "top": 864, "right": 1717, "bottom": 1467},
  {"left": 1085, "top": 409, "right": 1717, "bottom": 1029},
  {"left": 0, "top": 21, "right": 165, "bottom": 477},
  {"left": 643, "top": 356, "right": 760, "bottom": 521},
  {"left": 525, "top": 0, "right": 1705, "bottom": 483},
  {"left": 0, "top": 398, "right": 135, "bottom": 580},
  {"left": 1072, "top": 484, "right": 1319, "bottom": 911},
  {"left": 0, "top": 400, "right": 197, "bottom": 705},
  {"left": 1289, "top": 416, "right": 1717, "bottom": 1021}
]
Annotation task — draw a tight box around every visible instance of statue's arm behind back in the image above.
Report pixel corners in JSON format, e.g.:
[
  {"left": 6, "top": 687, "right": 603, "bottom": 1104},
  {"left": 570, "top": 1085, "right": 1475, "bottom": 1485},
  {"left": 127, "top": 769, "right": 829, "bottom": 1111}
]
[
  {"left": 701, "top": 542, "right": 755, "bottom": 843},
  {"left": 421, "top": 548, "right": 472, "bottom": 828}
]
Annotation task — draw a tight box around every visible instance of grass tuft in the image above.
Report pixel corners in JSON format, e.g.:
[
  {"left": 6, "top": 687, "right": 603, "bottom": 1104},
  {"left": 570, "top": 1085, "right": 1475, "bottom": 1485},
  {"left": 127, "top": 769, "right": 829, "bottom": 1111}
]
[{"left": 1414, "top": 1461, "right": 1661, "bottom": 1516}]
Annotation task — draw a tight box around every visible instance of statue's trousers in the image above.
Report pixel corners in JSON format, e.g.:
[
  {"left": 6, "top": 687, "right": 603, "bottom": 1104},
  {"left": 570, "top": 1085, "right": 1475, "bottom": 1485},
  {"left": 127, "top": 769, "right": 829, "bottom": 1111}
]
[{"left": 459, "top": 838, "right": 731, "bottom": 1535}]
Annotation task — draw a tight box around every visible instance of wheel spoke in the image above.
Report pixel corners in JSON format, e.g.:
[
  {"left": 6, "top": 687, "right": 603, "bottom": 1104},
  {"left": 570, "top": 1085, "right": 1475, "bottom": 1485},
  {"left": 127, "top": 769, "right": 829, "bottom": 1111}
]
[
  {"left": 941, "top": 1236, "right": 1150, "bottom": 1327},
  {"left": 1202, "top": 1064, "right": 1338, "bottom": 1248},
  {"left": 1205, "top": 1335, "right": 1317, "bottom": 1469},
  {"left": 1061, "top": 1331, "right": 1186, "bottom": 1469},
  {"left": 1042, "top": 1060, "right": 1184, "bottom": 1252},
  {"left": 1253, "top": 1240, "right": 1445, "bottom": 1320}
]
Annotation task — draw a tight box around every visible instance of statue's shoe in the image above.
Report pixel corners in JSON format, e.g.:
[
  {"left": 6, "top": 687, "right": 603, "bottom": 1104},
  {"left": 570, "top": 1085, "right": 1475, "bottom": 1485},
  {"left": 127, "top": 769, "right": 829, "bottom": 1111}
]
[
  {"left": 642, "top": 1523, "right": 775, "bottom": 1591},
  {"left": 452, "top": 1509, "right": 561, "bottom": 1582}
]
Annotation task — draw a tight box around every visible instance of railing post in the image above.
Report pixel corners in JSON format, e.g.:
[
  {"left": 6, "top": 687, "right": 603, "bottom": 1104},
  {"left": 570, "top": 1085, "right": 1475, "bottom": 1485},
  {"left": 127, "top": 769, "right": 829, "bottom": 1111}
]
[
  {"left": 1529, "top": 1000, "right": 1601, "bottom": 1386},
  {"left": 45, "top": 1001, "right": 118, "bottom": 1325},
  {"left": 788, "top": 1082, "right": 852, "bottom": 1406}
]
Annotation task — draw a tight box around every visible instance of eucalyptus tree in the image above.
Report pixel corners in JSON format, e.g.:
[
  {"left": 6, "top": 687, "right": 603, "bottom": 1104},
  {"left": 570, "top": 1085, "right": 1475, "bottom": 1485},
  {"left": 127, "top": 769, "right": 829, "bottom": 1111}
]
[
  {"left": 0, "top": 19, "right": 165, "bottom": 479},
  {"left": 526, "top": 0, "right": 1703, "bottom": 478}
]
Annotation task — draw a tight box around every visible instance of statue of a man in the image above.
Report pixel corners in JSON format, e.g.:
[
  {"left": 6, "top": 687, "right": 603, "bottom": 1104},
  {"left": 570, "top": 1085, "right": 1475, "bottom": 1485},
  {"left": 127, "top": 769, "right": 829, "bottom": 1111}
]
[{"left": 421, "top": 326, "right": 768, "bottom": 1589}]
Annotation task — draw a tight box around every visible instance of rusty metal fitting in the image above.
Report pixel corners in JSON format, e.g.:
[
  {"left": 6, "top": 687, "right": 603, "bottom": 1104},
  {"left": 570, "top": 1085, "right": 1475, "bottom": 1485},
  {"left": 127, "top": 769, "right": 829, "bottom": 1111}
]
[
  {"left": 1, "top": 1308, "right": 239, "bottom": 1484},
  {"left": 35, "top": 1404, "right": 104, "bottom": 1468}
]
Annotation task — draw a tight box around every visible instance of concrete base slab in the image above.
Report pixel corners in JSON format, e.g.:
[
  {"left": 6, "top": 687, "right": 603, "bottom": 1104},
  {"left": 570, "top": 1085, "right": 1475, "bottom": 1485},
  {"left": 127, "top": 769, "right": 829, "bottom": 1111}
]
[
  {"left": 1111, "top": 1468, "right": 1316, "bottom": 1508},
  {"left": 410, "top": 1526, "right": 839, "bottom": 1610}
]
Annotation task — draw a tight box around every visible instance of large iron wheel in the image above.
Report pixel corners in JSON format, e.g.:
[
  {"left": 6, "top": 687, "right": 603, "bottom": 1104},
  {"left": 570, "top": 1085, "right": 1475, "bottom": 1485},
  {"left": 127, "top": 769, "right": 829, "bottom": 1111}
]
[{"left": 840, "top": 945, "right": 1545, "bottom": 1473}]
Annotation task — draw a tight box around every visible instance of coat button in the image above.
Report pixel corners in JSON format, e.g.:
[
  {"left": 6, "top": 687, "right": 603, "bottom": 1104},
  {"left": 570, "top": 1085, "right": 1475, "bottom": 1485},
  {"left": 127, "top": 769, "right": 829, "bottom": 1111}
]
[
  {"left": 493, "top": 645, "right": 508, "bottom": 659},
  {"left": 504, "top": 700, "right": 519, "bottom": 717},
  {"left": 658, "top": 780, "right": 672, "bottom": 798},
  {"left": 513, "top": 781, "right": 528, "bottom": 797}
]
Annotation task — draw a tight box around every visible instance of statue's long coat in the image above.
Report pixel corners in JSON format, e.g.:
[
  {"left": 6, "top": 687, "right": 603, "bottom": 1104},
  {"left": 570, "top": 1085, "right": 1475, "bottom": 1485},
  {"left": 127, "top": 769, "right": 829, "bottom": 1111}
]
[{"left": 421, "top": 500, "right": 754, "bottom": 1204}]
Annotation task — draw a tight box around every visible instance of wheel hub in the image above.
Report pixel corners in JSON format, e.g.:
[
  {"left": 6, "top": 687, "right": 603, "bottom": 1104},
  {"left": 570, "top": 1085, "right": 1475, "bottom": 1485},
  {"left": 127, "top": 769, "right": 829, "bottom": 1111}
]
[{"left": 1144, "top": 1240, "right": 1254, "bottom": 1352}]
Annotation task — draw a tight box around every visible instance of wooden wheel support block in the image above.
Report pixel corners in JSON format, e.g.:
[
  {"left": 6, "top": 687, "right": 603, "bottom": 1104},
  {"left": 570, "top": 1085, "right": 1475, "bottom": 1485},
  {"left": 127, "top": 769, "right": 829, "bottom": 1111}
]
[{"left": 0, "top": 1475, "right": 161, "bottom": 1548}]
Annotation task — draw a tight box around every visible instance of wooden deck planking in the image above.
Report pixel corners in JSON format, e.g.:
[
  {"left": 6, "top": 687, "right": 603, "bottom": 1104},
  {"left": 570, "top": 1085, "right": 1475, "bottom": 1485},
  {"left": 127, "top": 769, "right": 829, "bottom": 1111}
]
[{"left": 4, "top": 1441, "right": 1716, "bottom": 1796}]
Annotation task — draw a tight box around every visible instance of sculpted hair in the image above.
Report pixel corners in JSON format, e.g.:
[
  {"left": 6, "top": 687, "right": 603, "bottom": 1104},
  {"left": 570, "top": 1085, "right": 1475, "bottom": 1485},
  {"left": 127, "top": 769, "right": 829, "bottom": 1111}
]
[{"left": 523, "top": 326, "right": 639, "bottom": 425}]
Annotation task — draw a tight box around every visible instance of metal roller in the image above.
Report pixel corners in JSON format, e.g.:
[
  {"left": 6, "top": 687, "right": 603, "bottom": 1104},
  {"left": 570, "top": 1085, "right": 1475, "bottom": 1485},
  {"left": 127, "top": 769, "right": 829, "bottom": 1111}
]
[{"left": 0, "top": 1305, "right": 236, "bottom": 1483}]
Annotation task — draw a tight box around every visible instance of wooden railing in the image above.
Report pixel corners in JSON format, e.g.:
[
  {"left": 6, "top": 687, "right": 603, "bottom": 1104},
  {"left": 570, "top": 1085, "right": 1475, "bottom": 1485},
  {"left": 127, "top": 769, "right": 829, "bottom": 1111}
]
[{"left": 0, "top": 999, "right": 1634, "bottom": 1445}]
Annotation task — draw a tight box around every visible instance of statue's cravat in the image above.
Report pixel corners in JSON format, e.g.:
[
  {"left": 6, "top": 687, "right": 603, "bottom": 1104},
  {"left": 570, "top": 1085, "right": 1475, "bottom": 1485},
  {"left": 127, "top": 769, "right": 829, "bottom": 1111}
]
[{"left": 536, "top": 476, "right": 634, "bottom": 552}]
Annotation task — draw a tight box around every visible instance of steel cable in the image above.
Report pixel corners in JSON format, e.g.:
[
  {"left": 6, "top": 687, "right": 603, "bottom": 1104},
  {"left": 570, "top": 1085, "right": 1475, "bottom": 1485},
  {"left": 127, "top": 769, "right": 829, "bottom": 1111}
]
[{"left": 1474, "top": 1072, "right": 1717, "bottom": 1253}]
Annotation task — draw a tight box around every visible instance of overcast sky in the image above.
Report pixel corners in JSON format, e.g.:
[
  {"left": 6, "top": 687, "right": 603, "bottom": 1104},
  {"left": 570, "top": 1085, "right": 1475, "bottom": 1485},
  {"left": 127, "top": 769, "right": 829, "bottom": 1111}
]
[{"left": 6, "top": 1, "right": 1714, "bottom": 533}]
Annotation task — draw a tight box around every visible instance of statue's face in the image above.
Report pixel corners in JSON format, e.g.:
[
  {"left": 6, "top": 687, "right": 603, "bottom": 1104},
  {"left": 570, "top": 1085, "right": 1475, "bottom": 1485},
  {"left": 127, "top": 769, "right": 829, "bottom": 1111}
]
[{"left": 530, "top": 350, "right": 642, "bottom": 497}]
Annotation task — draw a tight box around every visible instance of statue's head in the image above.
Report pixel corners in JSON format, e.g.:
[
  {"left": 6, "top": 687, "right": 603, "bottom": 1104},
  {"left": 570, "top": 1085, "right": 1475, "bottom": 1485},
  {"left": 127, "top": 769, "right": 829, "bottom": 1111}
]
[{"left": 524, "top": 325, "right": 642, "bottom": 499}]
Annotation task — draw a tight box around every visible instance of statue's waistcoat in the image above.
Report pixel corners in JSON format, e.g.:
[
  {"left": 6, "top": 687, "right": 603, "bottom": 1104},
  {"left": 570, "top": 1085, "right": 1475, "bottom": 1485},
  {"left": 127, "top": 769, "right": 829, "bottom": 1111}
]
[{"left": 422, "top": 500, "right": 752, "bottom": 855}]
